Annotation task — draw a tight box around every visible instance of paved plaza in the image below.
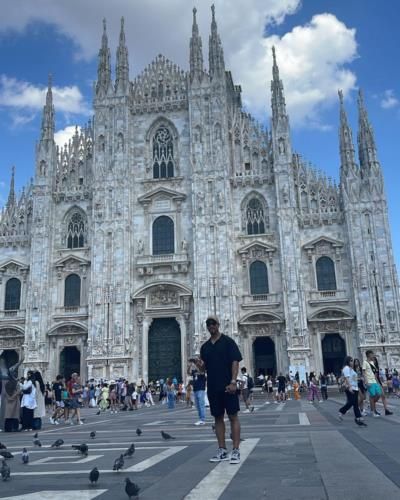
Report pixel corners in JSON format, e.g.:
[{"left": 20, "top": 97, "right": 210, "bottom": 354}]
[{"left": 1, "top": 392, "right": 400, "bottom": 499}]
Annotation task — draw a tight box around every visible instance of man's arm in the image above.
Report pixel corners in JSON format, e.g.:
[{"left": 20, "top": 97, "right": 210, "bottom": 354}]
[{"left": 226, "top": 360, "right": 239, "bottom": 394}]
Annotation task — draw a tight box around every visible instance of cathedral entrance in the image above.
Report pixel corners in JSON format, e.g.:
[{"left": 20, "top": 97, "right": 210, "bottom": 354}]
[
  {"left": 0, "top": 349, "right": 19, "bottom": 368},
  {"left": 148, "top": 318, "right": 181, "bottom": 382},
  {"left": 59, "top": 346, "right": 81, "bottom": 380},
  {"left": 322, "top": 333, "right": 346, "bottom": 376},
  {"left": 253, "top": 337, "right": 276, "bottom": 377}
]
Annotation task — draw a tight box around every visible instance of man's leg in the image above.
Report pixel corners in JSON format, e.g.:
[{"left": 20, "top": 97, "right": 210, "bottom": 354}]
[
  {"left": 214, "top": 415, "right": 226, "bottom": 449},
  {"left": 228, "top": 413, "right": 241, "bottom": 449}
]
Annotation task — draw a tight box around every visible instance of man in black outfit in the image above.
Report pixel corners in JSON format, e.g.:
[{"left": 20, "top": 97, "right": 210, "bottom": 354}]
[{"left": 196, "top": 315, "right": 242, "bottom": 464}]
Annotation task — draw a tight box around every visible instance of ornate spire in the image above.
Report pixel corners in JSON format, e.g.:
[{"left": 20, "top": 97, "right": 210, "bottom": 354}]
[
  {"left": 357, "top": 89, "right": 379, "bottom": 169},
  {"left": 271, "top": 46, "right": 287, "bottom": 127},
  {"left": 338, "top": 90, "right": 357, "bottom": 178},
  {"left": 115, "top": 17, "right": 129, "bottom": 94},
  {"left": 6, "top": 166, "right": 16, "bottom": 210},
  {"left": 96, "top": 18, "right": 112, "bottom": 96},
  {"left": 190, "top": 7, "right": 204, "bottom": 81},
  {"left": 209, "top": 4, "right": 225, "bottom": 78},
  {"left": 40, "top": 74, "right": 55, "bottom": 142}
]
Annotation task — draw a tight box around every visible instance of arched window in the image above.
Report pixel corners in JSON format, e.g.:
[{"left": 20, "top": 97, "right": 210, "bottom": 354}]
[
  {"left": 316, "top": 257, "right": 337, "bottom": 291},
  {"left": 152, "top": 216, "right": 174, "bottom": 255},
  {"left": 246, "top": 198, "right": 266, "bottom": 235},
  {"left": 66, "top": 212, "right": 86, "bottom": 249},
  {"left": 4, "top": 278, "right": 21, "bottom": 310},
  {"left": 64, "top": 274, "right": 81, "bottom": 307},
  {"left": 250, "top": 261, "right": 269, "bottom": 295},
  {"left": 153, "top": 126, "right": 174, "bottom": 179}
]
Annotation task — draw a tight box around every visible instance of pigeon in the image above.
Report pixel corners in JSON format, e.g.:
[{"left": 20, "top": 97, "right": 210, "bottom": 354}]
[
  {"left": 33, "top": 433, "right": 38, "bottom": 439},
  {"left": 113, "top": 454, "right": 124, "bottom": 472},
  {"left": 89, "top": 466, "right": 99, "bottom": 485},
  {"left": 21, "top": 448, "right": 29, "bottom": 464},
  {"left": 0, "top": 451, "right": 13, "bottom": 459},
  {"left": 90, "top": 431, "right": 96, "bottom": 439},
  {"left": 161, "top": 431, "right": 175, "bottom": 440},
  {"left": 72, "top": 443, "right": 88, "bottom": 456},
  {"left": 123, "top": 443, "right": 135, "bottom": 458},
  {"left": 51, "top": 439, "right": 64, "bottom": 448},
  {"left": 33, "top": 439, "right": 42, "bottom": 448},
  {"left": 1, "top": 460, "right": 10, "bottom": 481},
  {"left": 135, "top": 428, "right": 142, "bottom": 436},
  {"left": 125, "top": 477, "right": 140, "bottom": 499},
  {"left": 96, "top": 410, "right": 101, "bottom": 416},
  {"left": 0, "top": 443, "right": 7, "bottom": 450}
]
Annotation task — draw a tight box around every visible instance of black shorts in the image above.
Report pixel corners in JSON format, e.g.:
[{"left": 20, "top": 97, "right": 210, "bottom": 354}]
[
  {"left": 278, "top": 385, "right": 285, "bottom": 394},
  {"left": 207, "top": 391, "right": 240, "bottom": 417}
]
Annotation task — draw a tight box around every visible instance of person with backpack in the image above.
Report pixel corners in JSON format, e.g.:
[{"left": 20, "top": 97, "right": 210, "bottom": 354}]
[{"left": 239, "top": 367, "right": 254, "bottom": 413}]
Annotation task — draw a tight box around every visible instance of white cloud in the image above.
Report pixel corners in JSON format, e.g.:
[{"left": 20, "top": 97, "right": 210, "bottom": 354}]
[
  {"left": 0, "top": 75, "right": 90, "bottom": 115},
  {"left": 54, "top": 125, "right": 81, "bottom": 148},
  {"left": 0, "top": 1, "right": 358, "bottom": 127},
  {"left": 381, "top": 89, "right": 399, "bottom": 110}
]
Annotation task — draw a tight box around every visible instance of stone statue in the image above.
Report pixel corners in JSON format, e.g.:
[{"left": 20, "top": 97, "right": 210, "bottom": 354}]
[
  {"left": 181, "top": 238, "right": 188, "bottom": 252},
  {"left": 137, "top": 239, "right": 144, "bottom": 255}
]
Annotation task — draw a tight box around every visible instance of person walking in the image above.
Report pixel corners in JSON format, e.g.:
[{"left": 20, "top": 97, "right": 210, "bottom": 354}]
[
  {"left": 338, "top": 356, "right": 367, "bottom": 426},
  {"left": 166, "top": 378, "right": 176, "bottom": 409},
  {"left": 307, "top": 373, "right": 322, "bottom": 403},
  {"left": 353, "top": 359, "right": 367, "bottom": 416},
  {"left": 362, "top": 350, "right": 382, "bottom": 417},
  {"left": 33, "top": 371, "right": 46, "bottom": 430},
  {"left": 196, "top": 315, "right": 243, "bottom": 464},
  {"left": 21, "top": 371, "right": 36, "bottom": 431},
  {"left": 188, "top": 357, "right": 206, "bottom": 425},
  {"left": 239, "top": 367, "right": 254, "bottom": 413},
  {"left": 373, "top": 357, "right": 393, "bottom": 416}
]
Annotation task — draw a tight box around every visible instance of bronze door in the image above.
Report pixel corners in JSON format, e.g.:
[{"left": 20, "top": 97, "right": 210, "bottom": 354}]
[{"left": 148, "top": 318, "right": 182, "bottom": 382}]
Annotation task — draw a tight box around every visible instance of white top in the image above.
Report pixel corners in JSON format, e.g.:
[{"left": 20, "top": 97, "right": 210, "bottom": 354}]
[
  {"left": 362, "top": 360, "right": 377, "bottom": 385},
  {"left": 239, "top": 374, "right": 248, "bottom": 390},
  {"left": 34, "top": 382, "right": 46, "bottom": 418},
  {"left": 342, "top": 366, "right": 358, "bottom": 391},
  {"left": 21, "top": 380, "right": 37, "bottom": 410}
]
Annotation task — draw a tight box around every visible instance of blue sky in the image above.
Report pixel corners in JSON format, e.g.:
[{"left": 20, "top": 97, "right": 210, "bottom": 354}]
[{"left": 0, "top": 0, "right": 399, "bottom": 267}]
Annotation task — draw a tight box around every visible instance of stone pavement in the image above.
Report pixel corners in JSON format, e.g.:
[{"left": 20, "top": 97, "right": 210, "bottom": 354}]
[{"left": 1, "top": 392, "right": 400, "bottom": 499}]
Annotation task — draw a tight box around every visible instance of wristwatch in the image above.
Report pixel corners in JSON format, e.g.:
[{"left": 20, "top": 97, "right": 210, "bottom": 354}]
[{"left": 230, "top": 380, "right": 236, "bottom": 384}]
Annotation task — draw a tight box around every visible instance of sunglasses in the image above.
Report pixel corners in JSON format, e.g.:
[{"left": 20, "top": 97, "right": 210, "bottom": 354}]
[{"left": 206, "top": 320, "right": 217, "bottom": 326}]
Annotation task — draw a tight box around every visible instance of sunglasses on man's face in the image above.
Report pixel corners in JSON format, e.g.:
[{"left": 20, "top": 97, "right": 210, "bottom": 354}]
[{"left": 206, "top": 320, "right": 217, "bottom": 327}]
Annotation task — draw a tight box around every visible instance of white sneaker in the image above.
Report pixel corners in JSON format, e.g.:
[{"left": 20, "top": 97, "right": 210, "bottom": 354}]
[
  {"left": 54, "top": 420, "right": 60, "bottom": 425},
  {"left": 243, "top": 409, "right": 250, "bottom": 413},
  {"left": 266, "top": 401, "right": 270, "bottom": 404},
  {"left": 361, "top": 410, "right": 368, "bottom": 417},
  {"left": 49, "top": 417, "right": 55, "bottom": 425},
  {"left": 194, "top": 420, "right": 206, "bottom": 426},
  {"left": 78, "top": 420, "right": 84, "bottom": 425}
]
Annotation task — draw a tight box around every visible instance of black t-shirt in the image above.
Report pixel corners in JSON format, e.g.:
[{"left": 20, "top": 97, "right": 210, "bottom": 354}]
[
  {"left": 200, "top": 334, "right": 242, "bottom": 392},
  {"left": 191, "top": 369, "right": 206, "bottom": 392},
  {"left": 52, "top": 382, "right": 63, "bottom": 402},
  {"left": 277, "top": 376, "right": 286, "bottom": 388}
]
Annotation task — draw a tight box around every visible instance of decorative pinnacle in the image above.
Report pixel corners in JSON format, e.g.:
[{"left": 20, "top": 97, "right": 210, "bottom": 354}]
[
  {"left": 6, "top": 166, "right": 16, "bottom": 209},
  {"left": 103, "top": 18, "right": 106, "bottom": 33},
  {"left": 338, "top": 89, "right": 343, "bottom": 104}
]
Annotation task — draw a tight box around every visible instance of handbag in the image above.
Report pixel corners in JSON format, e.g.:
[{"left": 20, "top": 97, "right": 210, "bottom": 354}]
[{"left": 22, "top": 386, "right": 32, "bottom": 395}]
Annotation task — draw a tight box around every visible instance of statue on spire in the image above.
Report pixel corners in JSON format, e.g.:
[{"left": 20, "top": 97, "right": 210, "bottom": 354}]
[
  {"left": 338, "top": 89, "right": 357, "bottom": 179},
  {"left": 40, "top": 73, "right": 55, "bottom": 143},
  {"left": 270, "top": 46, "right": 287, "bottom": 127},
  {"left": 209, "top": 4, "right": 225, "bottom": 79},
  {"left": 357, "top": 88, "right": 379, "bottom": 170},
  {"left": 190, "top": 7, "right": 204, "bottom": 81},
  {"left": 115, "top": 16, "right": 129, "bottom": 94},
  {"left": 96, "top": 18, "right": 112, "bottom": 96},
  {"left": 6, "top": 166, "right": 16, "bottom": 210}
]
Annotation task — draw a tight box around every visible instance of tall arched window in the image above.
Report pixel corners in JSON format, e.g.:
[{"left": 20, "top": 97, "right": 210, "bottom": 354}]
[
  {"left": 250, "top": 261, "right": 269, "bottom": 295},
  {"left": 152, "top": 216, "right": 174, "bottom": 255},
  {"left": 64, "top": 274, "right": 81, "bottom": 307},
  {"left": 4, "top": 278, "right": 21, "bottom": 310},
  {"left": 246, "top": 198, "right": 266, "bottom": 235},
  {"left": 316, "top": 257, "right": 337, "bottom": 291},
  {"left": 66, "top": 212, "right": 86, "bottom": 249},
  {"left": 153, "top": 126, "right": 174, "bottom": 179}
]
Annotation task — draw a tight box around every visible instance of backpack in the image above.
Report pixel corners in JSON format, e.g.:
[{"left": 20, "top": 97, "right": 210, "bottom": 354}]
[{"left": 247, "top": 375, "right": 254, "bottom": 391}]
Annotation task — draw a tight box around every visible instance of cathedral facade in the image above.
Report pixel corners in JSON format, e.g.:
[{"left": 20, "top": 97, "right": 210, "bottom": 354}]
[{"left": 1, "top": 8, "right": 400, "bottom": 382}]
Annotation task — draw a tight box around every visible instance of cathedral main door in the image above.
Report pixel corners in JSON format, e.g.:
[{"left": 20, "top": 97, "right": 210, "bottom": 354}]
[
  {"left": 253, "top": 337, "right": 276, "bottom": 377},
  {"left": 148, "top": 318, "right": 182, "bottom": 382},
  {"left": 0, "top": 349, "right": 19, "bottom": 368},
  {"left": 59, "top": 346, "right": 81, "bottom": 380},
  {"left": 322, "top": 333, "right": 346, "bottom": 376}
]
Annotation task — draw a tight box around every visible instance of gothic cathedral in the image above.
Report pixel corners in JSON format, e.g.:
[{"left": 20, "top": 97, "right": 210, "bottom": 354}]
[{"left": 1, "top": 8, "right": 399, "bottom": 382}]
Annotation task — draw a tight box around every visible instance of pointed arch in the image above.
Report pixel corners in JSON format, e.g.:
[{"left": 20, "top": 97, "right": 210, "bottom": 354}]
[
  {"left": 63, "top": 206, "right": 87, "bottom": 249},
  {"left": 146, "top": 117, "right": 179, "bottom": 179},
  {"left": 241, "top": 191, "right": 268, "bottom": 235}
]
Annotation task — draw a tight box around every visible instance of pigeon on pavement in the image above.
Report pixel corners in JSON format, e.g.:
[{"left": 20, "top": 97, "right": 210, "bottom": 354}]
[
  {"left": 72, "top": 443, "right": 89, "bottom": 456},
  {"left": 0, "top": 443, "right": 7, "bottom": 450},
  {"left": 21, "top": 448, "right": 29, "bottom": 464},
  {"left": 135, "top": 428, "right": 142, "bottom": 436},
  {"left": 33, "top": 439, "right": 42, "bottom": 448},
  {"left": 96, "top": 410, "right": 101, "bottom": 416},
  {"left": 90, "top": 431, "right": 96, "bottom": 439},
  {"left": 125, "top": 477, "right": 140, "bottom": 499},
  {"left": 89, "top": 466, "right": 99, "bottom": 485},
  {"left": 33, "top": 433, "right": 38, "bottom": 439},
  {"left": 51, "top": 439, "right": 64, "bottom": 448},
  {"left": 0, "top": 451, "right": 13, "bottom": 459},
  {"left": 1, "top": 459, "right": 10, "bottom": 481},
  {"left": 161, "top": 431, "right": 175, "bottom": 440},
  {"left": 113, "top": 454, "right": 124, "bottom": 471},
  {"left": 123, "top": 443, "right": 135, "bottom": 458}
]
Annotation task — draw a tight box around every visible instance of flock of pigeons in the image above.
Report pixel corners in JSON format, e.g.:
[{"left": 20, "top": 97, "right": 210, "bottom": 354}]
[{"left": 0, "top": 428, "right": 177, "bottom": 498}]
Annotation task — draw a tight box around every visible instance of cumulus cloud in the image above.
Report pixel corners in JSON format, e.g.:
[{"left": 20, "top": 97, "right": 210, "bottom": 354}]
[
  {"left": 54, "top": 125, "right": 81, "bottom": 148},
  {"left": 0, "top": 0, "right": 358, "bottom": 127},
  {"left": 381, "top": 89, "right": 399, "bottom": 110}
]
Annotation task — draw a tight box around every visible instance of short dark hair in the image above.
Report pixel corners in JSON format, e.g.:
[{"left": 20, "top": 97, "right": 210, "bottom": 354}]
[
  {"left": 241, "top": 367, "right": 247, "bottom": 373},
  {"left": 366, "top": 350, "right": 374, "bottom": 357}
]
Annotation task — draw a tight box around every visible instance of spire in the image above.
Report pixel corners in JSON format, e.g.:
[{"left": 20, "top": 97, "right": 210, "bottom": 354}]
[
  {"left": 40, "top": 74, "right": 55, "bottom": 142},
  {"left": 271, "top": 47, "right": 288, "bottom": 127},
  {"left": 190, "top": 7, "right": 204, "bottom": 81},
  {"left": 6, "top": 166, "right": 16, "bottom": 210},
  {"left": 115, "top": 17, "right": 129, "bottom": 94},
  {"left": 338, "top": 90, "right": 357, "bottom": 178},
  {"left": 96, "top": 18, "right": 112, "bottom": 96},
  {"left": 357, "top": 89, "right": 379, "bottom": 170},
  {"left": 209, "top": 4, "right": 225, "bottom": 79}
]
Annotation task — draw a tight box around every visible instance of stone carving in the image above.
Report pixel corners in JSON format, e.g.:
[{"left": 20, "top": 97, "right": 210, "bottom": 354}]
[
  {"left": 149, "top": 286, "right": 179, "bottom": 307},
  {"left": 181, "top": 238, "right": 188, "bottom": 252},
  {"left": 137, "top": 239, "right": 144, "bottom": 255}
]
